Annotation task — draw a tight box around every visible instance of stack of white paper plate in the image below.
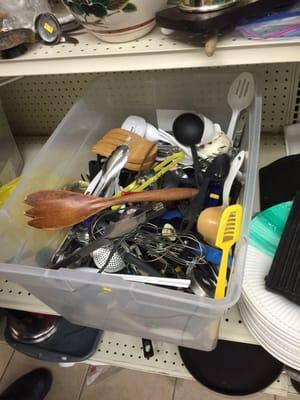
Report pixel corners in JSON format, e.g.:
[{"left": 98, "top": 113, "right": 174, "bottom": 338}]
[{"left": 240, "top": 245, "right": 300, "bottom": 369}]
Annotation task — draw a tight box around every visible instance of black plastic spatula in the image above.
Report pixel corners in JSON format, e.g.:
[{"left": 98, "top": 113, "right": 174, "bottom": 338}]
[{"left": 265, "top": 191, "right": 300, "bottom": 305}]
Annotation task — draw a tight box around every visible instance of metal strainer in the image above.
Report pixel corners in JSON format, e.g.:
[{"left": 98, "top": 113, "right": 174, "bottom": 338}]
[{"left": 92, "top": 245, "right": 125, "bottom": 273}]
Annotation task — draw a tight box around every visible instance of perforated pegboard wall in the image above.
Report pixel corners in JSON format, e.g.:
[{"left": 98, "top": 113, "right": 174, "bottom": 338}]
[
  {"left": 0, "top": 63, "right": 297, "bottom": 136},
  {"left": 286, "top": 63, "right": 300, "bottom": 125}
]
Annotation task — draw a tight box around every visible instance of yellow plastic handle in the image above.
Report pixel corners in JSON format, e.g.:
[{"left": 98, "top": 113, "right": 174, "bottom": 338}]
[
  {"left": 0, "top": 177, "right": 20, "bottom": 208},
  {"left": 214, "top": 204, "right": 243, "bottom": 300},
  {"left": 214, "top": 246, "right": 229, "bottom": 300},
  {"left": 123, "top": 152, "right": 184, "bottom": 193},
  {"left": 111, "top": 152, "right": 185, "bottom": 210}
]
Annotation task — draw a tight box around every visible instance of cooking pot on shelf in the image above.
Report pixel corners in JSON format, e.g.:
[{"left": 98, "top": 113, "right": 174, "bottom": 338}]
[
  {"left": 179, "top": 0, "right": 239, "bottom": 13},
  {"left": 61, "top": 0, "right": 168, "bottom": 43}
]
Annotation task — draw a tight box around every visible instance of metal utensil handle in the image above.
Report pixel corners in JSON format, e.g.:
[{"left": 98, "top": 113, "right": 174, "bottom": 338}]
[
  {"left": 158, "top": 128, "right": 192, "bottom": 157},
  {"left": 85, "top": 169, "right": 103, "bottom": 195},
  {"left": 92, "top": 145, "right": 129, "bottom": 196}
]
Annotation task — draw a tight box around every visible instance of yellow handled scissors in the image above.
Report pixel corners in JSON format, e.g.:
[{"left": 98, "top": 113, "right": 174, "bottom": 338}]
[
  {"left": 112, "top": 152, "right": 184, "bottom": 210},
  {"left": 123, "top": 151, "right": 184, "bottom": 193}
]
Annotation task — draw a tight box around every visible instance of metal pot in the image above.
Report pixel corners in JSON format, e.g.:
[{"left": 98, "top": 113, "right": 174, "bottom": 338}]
[
  {"left": 179, "top": 0, "right": 239, "bottom": 13},
  {"left": 7, "top": 311, "right": 59, "bottom": 344},
  {"left": 62, "top": 0, "right": 168, "bottom": 43}
]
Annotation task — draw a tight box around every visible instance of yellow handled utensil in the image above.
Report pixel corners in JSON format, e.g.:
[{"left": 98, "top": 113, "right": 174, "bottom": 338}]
[
  {"left": 111, "top": 152, "right": 185, "bottom": 211},
  {"left": 214, "top": 204, "right": 243, "bottom": 300},
  {"left": 0, "top": 177, "right": 20, "bottom": 208},
  {"left": 122, "top": 151, "right": 185, "bottom": 193}
]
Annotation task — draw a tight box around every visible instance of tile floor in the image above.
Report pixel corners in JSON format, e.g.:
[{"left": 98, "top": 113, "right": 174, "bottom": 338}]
[{"left": 0, "top": 343, "right": 291, "bottom": 400}]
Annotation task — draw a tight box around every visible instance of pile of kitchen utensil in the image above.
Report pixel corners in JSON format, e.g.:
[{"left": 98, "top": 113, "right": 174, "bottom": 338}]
[{"left": 24, "top": 72, "right": 255, "bottom": 301}]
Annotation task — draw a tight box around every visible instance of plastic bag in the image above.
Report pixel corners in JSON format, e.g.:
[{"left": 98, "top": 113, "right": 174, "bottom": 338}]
[
  {"left": 249, "top": 201, "right": 292, "bottom": 257},
  {"left": 0, "top": 177, "right": 20, "bottom": 208},
  {"left": 0, "top": 0, "right": 51, "bottom": 31},
  {"left": 237, "top": 11, "right": 300, "bottom": 40},
  {"left": 86, "top": 365, "right": 123, "bottom": 386}
]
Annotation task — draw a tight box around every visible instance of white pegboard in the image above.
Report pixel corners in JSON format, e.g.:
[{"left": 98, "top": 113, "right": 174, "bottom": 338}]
[
  {"left": 0, "top": 279, "right": 55, "bottom": 315},
  {"left": 91, "top": 328, "right": 290, "bottom": 396},
  {"left": 90, "top": 307, "right": 253, "bottom": 377},
  {"left": 0, "top": 63, "right": 298, "bottom": 136},
  {"left": 287, "top": 63, "right": 300, "bottom": 125},
  {"left": 259, "top": 133, "right": 286, "bottom": 168},
  {"left": 260, "top": 65, "right": 296, "bottom": 133},
  {"left": 16, "top": 135, "right": 49, "bottom": 167},
  {"left": 253, "top": 133, "right": 286, "bottom": 214}
]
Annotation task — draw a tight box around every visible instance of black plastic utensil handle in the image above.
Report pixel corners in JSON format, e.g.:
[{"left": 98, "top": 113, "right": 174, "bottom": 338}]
[
  {"left": 123, "top": 253, "right": 161, "bottom": 277},
  {"left": 182, "top": 154, "right": 230, "bottom": 233},
  {"left": 183, "top": 179, "right": 211, "bottom": 233},
  {"left": 191, "top": 145, "right": 203, "bottom": 188}
]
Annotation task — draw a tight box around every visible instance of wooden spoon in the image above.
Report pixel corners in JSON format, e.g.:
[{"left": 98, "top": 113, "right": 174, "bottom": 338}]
[{"left": 24, "top": 188, "right": 198, "bottom": 230}]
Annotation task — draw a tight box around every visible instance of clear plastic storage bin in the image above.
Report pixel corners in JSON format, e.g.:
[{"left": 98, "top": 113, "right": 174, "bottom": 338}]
[
  {"left": 0, "top": 70, "right": 262, "bottom": 350},
  {"left": 0, "top": 98, "right": 23, "bottom": 185}
]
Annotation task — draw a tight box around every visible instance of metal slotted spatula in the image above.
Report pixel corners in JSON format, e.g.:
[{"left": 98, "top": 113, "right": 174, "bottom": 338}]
[
  {"left": 227, "top": 72, "right": 255, "bottom": 141},
  {"left": 214, "top": 205, "right": 243, "bottom": 300}
]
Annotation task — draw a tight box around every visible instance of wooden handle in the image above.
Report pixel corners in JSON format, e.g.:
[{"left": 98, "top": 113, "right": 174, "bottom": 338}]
[
  {"left": 0, "top": 11, "right": 8, "bottom": 19},
  {"left": 90, "top": 188, "right": 198, "bottom": 210},
  {"left": 205, "top": 35, "right": 218, "bottom": 57}
]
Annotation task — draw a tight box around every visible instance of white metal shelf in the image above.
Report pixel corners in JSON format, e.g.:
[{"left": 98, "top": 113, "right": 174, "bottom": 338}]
[{"left": 1, "top": 27, "right": 300, "bottom": 77}]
